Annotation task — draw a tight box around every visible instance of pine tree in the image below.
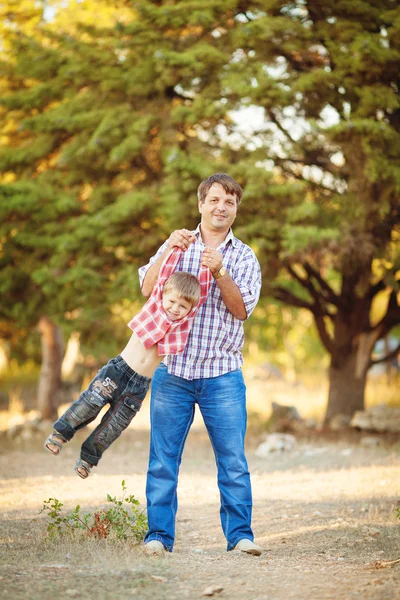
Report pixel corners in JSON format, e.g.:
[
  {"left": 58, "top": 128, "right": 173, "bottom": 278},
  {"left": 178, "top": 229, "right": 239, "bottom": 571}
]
[
  {"left": 223, "top": 0, "right": 400, "bottom": 422},
  {"left": 1, "top": 0, "right": 399, "bottom": 422}
]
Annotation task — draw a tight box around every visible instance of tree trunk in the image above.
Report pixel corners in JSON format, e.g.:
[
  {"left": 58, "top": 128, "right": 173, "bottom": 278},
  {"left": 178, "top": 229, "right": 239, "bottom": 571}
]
[
  {"left": 37, "top": 316, "right": 64, "bottom": 421},
  {"left": 325, "top": 350, "right": 367, "bottom": 423}
]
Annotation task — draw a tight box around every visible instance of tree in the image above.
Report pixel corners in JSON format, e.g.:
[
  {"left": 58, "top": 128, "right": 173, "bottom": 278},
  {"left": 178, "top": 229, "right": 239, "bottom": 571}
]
[
  {"left": 1, "top": 0, "right": 399, "bottom": 423},
  {"left": 0, "top": 0, "right": 157, "bottom": 417},
  {"left": 224, "top": 0, "right": 400, "bottom": 421}
]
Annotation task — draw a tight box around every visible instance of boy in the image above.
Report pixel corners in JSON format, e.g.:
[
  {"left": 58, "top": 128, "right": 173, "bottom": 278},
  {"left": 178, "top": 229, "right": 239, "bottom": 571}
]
[{"left": 44, "top": 246, "right": 211, "bottom": 478}]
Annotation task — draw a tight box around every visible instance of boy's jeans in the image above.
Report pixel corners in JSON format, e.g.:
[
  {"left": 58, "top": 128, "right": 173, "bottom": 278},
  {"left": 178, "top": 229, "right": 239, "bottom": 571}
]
[
  {"left": 53, "top": 355, "right": 150, "bottom": 466},
  {"left": 144, "top": 364, "right": 254, "bottom": 551}
]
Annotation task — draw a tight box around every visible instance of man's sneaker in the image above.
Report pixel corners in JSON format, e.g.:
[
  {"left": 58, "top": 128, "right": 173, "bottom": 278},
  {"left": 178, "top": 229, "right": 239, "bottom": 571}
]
[
  {"left": 234, "top": 539, "right": 262, "bottom": 556},
  {"left": 144, "top": 540, "right": 166, "bottom": 556}
]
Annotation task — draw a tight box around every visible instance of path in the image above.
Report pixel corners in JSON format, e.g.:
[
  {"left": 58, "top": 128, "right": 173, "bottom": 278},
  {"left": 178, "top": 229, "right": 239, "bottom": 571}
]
[{"left": 0, "top": 418, "right": 399, "bottom": 600}]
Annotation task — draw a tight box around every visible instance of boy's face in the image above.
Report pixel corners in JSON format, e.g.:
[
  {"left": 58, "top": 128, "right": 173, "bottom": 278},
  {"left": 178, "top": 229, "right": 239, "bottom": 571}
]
[{"left": 162, "top": 290, "right": 193, "bottom": 321}]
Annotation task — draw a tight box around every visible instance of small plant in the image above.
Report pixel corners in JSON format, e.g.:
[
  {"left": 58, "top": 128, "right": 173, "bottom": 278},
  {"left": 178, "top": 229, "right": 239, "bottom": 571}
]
[
  {"left": 396, "top": 506, "right": 400, "bottom": 521},
  {"left": 40, "top": 480, "right": 147, "bottom": 541}
]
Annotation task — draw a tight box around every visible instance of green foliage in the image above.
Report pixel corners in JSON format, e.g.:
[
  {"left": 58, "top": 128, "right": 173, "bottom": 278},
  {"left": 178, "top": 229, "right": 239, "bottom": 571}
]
[
  {"left": 0, "top": 0, "right": 399, "bottom": 416},
  {"left": 39, "top": 480, "right": 147, "bottom": 541}
]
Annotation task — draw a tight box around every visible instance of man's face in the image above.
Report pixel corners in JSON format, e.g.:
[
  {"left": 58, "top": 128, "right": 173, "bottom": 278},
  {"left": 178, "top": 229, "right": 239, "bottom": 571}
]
[
  {"left": 162, "top": 290, "right": 193, "bottom": 321},
  {"left": 198, "top": 183, "right": 238, "bottom": 232}
]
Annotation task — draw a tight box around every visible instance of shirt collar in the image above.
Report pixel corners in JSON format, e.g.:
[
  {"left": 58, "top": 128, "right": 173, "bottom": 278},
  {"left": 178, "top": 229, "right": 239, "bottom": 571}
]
[{"left": 193, "top": 224, "right": 238, "bottom": 249}]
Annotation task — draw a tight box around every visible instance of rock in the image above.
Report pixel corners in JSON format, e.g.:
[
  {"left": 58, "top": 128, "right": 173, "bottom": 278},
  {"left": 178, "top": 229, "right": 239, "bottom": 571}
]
[
  {"left": 340, "top": 448, "right": 353, "bottom": 456},
  {"left": 302, "top": 446, "right": 328, "bottom": 457},
  {"left": 255, "top": 433, "right": 297, "bottom": 456},
  {"left": 329, "top": 414, "right": 352, "bottom": 430},
  {"left": 267, "top": 402, "right": 303, "bottom": 432},
  {"left": 271, "top": 401, "right": 301, "bottom": 422},
  {"left": 6, "top": 417, "right": 53, "bottom": 442},
  {"left": 360, "top": 436, "right": 382, "bottom": 447},
  {"left": 351, "top": 405, "right": 400, "bottom": 433},
  {"left": 202, "top": 585, "right": 224, "bottom": 597}
]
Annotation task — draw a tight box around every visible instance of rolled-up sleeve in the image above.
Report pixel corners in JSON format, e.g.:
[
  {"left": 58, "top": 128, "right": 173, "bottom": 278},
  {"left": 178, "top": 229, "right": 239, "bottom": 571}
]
[
  {"left": 138, "top": 241, "right": 169, "bottom": 288},
  {"left": 232, "top": 248, "right": 262, "bottom": 318}
]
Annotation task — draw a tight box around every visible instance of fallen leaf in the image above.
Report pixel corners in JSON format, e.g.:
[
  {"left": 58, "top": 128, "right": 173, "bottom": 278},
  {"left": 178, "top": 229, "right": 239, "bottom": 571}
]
[
  {"left": 150, "top": 575, "right": 168, "bottom": 583},
  {"left": 369, "top": 558, "right": 400, "bottom": 569}
]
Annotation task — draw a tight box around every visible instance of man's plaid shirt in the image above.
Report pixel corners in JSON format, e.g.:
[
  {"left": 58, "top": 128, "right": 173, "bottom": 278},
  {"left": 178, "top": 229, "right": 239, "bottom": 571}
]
[
  {"left": 128, "top": 247, "right": 211, "bottom": 356},
  {"left": 139, "top": 226, "right": 262, "bottom": 380}
]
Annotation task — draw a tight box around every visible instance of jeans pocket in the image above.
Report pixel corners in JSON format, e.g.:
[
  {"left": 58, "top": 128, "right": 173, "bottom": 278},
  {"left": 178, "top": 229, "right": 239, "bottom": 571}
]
[
  {"left": 96, "top": 395, "right": 142, "bottom": 449},
  {"left": 118, "top": 395, "right": 142, "bottom": 428}
]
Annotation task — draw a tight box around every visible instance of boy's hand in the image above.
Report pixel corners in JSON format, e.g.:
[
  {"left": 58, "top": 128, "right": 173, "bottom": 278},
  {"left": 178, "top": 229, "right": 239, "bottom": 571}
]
[
  {"left": 167, "top": 229, "right": 196, "bottom": 251},
  {"left": 201, "top": 247, "right": 223, "bottom": 274}
]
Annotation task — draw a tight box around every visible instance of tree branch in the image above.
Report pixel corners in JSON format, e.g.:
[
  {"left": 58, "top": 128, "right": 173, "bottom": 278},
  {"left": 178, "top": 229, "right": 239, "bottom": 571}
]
[
  {"left": 313, "top": 313, "right": 335, "bottom": 354},
  {"left": 272, "top": 286, "right": 314, "bottom": 310},
  {"left": 370, "top": 342, "right": 400, "bottom": 366},
  {"left": 303, "top": 262, "right": 342, "bottom": 308},
  {"left": 274, "top": 278, "right": 335, "bottom": 354},
  {"left": 286, "top": 265, "right": 334, "bottom": 316},
  {"left": 372, "top": 290, "right": 400, "bottom": 333},
  {"left": 267, "top": 109, "right": 297, "bottom": 145},
  {"left": 273, "top": 158, "right": 339, "bottom": 193},
  {"left": 367, "top": 278, "right": 387, "bottom": 300}
]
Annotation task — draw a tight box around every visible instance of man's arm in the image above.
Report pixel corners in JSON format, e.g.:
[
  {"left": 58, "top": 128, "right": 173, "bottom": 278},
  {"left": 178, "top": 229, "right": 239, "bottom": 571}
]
[
  {"left": 201, "top": 246, "right": 261, "bottom": 321},
  {"left": 215, "top": 274, "right": 247, "bottom": 320},
  {"left": 141, "top": 229, "right": 196, "bottom": 297}
]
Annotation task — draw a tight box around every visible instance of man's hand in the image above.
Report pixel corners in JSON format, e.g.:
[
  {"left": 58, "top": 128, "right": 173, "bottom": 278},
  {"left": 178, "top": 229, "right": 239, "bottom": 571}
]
[
  {"left": 167, "top": 229, "right": 196, "bottom": 251},
  {"left": 141, "top": 229, "right": 195, "bottom": 297},
  {"left": 201, "top": 247, "right": 223, "bottom": 275}
]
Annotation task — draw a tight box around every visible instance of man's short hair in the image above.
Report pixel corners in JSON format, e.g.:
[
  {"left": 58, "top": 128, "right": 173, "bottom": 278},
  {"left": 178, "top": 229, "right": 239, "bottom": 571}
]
[
  {"left": 197, "top": 173, "right": 243, "bottom": 205},
  {"left": 163, "top": 272, "right": 200, "bottom": 306}
]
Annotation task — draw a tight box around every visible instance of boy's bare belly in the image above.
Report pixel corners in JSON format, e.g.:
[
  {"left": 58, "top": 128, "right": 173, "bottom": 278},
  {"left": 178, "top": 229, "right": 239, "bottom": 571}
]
[{"left": 120, "top": 332, "right": 163, "bottom": 378}]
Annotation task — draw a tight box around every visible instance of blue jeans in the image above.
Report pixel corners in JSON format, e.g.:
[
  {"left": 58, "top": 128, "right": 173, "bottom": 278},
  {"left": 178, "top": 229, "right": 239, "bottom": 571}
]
[
  {"left": 53, "top": 356, "right": 150, "bottom": 466},
  {"left": 144, "top": 364, "right": 254, "bottom": 551}
]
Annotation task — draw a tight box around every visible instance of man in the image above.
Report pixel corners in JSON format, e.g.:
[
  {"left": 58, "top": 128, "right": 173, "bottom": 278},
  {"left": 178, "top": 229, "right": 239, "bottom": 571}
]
[{"left": 140, "top": 173, "right": 262, "bottom": 556}]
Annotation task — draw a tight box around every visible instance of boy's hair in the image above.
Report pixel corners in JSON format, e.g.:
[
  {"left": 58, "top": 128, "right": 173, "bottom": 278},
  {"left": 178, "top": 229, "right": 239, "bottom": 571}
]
[
  {"left": 163, "top": 272, "right": 201, "bottom": 306},
  {"left": 197, "top": 173, "right": 243, "bottom": 205}
]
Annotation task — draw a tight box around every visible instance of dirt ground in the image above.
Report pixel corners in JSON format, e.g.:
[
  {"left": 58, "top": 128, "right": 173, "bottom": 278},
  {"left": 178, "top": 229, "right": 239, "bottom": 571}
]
[{"left": 1, "top": 410, "right": 400, "bottom": 600}]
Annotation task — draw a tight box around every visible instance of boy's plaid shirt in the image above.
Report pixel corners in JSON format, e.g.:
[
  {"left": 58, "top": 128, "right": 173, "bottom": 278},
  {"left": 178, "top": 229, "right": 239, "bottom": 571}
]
[
  {"left": 128, "top": 247, "right": 211, "bottom": 356},
  {"left": 138, "top": 226, "right": 262, "bottom": 380}
]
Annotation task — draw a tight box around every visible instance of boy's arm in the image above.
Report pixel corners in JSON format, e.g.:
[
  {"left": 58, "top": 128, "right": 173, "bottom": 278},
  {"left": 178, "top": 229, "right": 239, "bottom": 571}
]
[
  {"left": 141, "top": 229, "right": 195, "bottom": 297},
  {"left": 157, "top": 246, "right": 184, "bottom": 288}
]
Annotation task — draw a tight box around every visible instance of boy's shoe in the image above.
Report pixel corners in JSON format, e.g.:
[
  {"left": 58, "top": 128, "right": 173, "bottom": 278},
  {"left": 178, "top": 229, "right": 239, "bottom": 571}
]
[
  {"left": 234, "top": 539, "right": 263, "bottom": 556},
  {"left": 144, "top": 540, "right": 166, "bottom": 556},
  {"left": 74, "top": 458, "right": 92, "bottom": 479},
  {"left": 44, "top": 431, "right": 67, "bottom": 455}
]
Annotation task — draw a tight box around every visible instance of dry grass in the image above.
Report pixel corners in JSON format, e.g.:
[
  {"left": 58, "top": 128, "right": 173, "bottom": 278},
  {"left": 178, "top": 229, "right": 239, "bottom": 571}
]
[
  {"left": 1, "top": 363, "right": 399, "bottom": 432},
  {"left": 243, "top": 369, "right": 400, "bottom": 425},
  {"left": 1, "top": 424, "right": 400, "bottom": 600}
]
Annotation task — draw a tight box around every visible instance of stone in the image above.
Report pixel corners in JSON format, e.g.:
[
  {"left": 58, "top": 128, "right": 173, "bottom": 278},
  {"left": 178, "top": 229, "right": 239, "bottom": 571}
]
[
  {"left": 360, "top": 436, "right": 382, "bottom": 447},
  {"left": 271, "top": 401, "right": 301, "bottom": 422},
  {"left": 255, "top": 433, "right": 297, "bottom": 455},
  {"left": 202, "top": 585, "right": 224, "bottom": 597},
  {"left": 267, "top": 401, "right": 303, "bottom": 432},
  {"left": 351, "top": 404, "right": 400, "bottom": 433}
]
